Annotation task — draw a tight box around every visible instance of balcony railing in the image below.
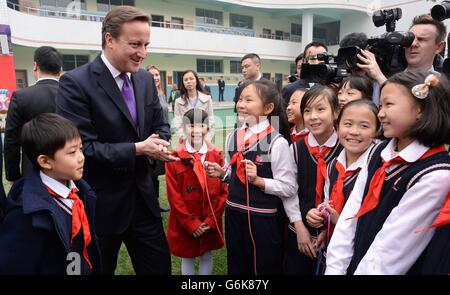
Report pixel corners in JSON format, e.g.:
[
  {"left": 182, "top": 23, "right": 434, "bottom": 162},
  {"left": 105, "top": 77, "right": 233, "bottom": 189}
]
[{"left": 6, "top": 1, "right": 305, "bottom": 42}]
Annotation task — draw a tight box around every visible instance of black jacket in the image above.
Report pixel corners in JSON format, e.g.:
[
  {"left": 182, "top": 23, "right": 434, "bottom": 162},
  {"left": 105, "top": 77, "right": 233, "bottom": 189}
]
[
  {"left": 4, "top": 79, "right": 59, "bottom": 181},
  {"left": 0, "top": 169, "right": 101, "bottom": 274}
]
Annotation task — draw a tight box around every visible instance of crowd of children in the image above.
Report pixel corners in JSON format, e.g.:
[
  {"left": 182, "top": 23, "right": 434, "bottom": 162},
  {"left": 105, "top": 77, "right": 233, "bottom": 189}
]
[{"left": 0, "top": 71, "right": 449, "bottom": 275}]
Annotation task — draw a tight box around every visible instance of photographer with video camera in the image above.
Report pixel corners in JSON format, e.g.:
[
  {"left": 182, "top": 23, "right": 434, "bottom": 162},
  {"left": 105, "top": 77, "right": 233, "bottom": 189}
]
[
  {"left": 338, "top": 32, "right": 381, "bottom": 104},
  {"left": 354, "top": 13, "right": 446, "bottom": 97},
  {"left": 282, "top": 42, "right": 328, "bottom": 106}
]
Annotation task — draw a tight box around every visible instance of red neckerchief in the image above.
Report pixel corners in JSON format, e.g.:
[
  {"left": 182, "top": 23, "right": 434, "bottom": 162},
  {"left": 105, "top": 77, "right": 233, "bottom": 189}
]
[
  {"left": 353, "top": 145, "right": 447, "bottom": 219},
  {"left": 304, "top": 136, "right": 332, "bottom": 207},
  {"left": 290, "top": 127, "right": 309, "bottom": 143},
  {"left": 330, "top": 161, "right": 361, "bottom": 215},
  {"left": 47, "top": 186, "right": 92, "bottom": 269},
  {"left": 229, "top": 124, "right": 274, "bottom": 184}
]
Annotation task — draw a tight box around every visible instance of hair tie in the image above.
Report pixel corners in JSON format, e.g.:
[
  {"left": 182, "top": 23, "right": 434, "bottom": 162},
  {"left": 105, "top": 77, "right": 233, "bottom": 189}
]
[{"left": 411, "top": 73, "right": 440, "bottom": 99}]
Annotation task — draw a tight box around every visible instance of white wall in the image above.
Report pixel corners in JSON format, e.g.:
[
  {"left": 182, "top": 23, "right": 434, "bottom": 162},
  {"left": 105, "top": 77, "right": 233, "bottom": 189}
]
[{"left": 8, "top": 7, "right": 302, "bottom": 61}]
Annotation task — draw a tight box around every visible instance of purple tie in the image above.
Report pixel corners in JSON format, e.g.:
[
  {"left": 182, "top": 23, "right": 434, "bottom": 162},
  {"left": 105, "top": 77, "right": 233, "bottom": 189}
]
[{"left": 119, "top": 73, "right": 137, "bottom": 125}]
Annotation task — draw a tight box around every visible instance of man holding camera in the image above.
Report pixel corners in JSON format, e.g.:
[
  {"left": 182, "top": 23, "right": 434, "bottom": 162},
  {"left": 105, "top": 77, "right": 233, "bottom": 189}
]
[
  {"left": 357, "top": 14, "right": 446, "bottom": 88},
  {"left": 282, "top": 42, "right": 328, "bottom": 106}
]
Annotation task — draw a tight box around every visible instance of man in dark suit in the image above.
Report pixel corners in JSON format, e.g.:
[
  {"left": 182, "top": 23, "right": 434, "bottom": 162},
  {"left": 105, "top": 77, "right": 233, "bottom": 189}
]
[
  {"left": 233, "top": 53, "right": 265, "bottom": 113},
  {"left": 56, "top": 6, "right": 178, "bottom": 275},
  {"left": 4, "top": 46, "right": 62, "bottom": 183},
  {"left": 217, "top": 76, "right": 225, "bottom": 102}
]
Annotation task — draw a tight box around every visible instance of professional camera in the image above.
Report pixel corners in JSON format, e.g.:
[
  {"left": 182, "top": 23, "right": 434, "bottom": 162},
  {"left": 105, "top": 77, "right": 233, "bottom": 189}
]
[
  {"left": 431, "top": 2, "right": 450, "bottom": 79},
  {"left": 300, "top": 53, "right": 350, "bottom": 85},
  {"left": 287, "top": 74, "right": 298, "bottom": 83},
  {"left": 336, "top": 46, "right": 363, "bottom": 70},
  {"left": 431, "top": 1, "right": 450, "bottom": 21},
  {"left": 337, "top": 8, "right": 414, "bottom": 76}
]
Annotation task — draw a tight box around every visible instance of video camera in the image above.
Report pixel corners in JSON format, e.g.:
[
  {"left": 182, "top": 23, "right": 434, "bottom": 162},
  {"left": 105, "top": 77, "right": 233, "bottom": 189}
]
[
  {"left": 431, "top": 1, "right": 450, "bottom": 79},
  {"left": 337, "top": 8, "right": 414, "bottom": 77},
  {"left": 300, "top": 52, "right": 350, "bottom": 84}
]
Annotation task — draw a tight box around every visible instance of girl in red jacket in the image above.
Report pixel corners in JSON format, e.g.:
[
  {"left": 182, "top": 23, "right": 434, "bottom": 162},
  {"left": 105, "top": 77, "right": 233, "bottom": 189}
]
[{"left": 165, "top": 108, "right": 227, "bottom": 275}]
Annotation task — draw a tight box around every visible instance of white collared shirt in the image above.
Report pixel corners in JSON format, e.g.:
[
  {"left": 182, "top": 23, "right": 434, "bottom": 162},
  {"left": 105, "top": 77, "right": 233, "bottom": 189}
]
[
  {"left": 284, "top": 131, "right": 339, "bottom": 223},
  {"left": 323, "top": 143, "right": 374, "bottom": 202},
  {"left": 185, "top": 140, "right": 207, "bottom": 164},
  {"left": 35, "top": 77, "right": 59, "bottom": 83},
  {"left": 326, "top": 139, "right": 450, "bottom": 275},
  {"left": 306, "top": 131, "right": 338, "bottom": 150},
  {"left": 40, "top": 171, "right": 78, "bottom": 209},
  {"left": 291, "top": 127, "right": 308, "bottom": 137},
  {"left": 100, "top": 52, "right": 131, "bottom": 91},
  {"left": 223, "top": 119, "right": 298, "bottom": 203}
]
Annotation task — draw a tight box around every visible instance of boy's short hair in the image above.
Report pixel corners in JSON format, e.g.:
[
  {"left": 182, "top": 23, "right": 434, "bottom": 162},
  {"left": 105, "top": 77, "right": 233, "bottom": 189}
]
[
  {"left": 182, "top": 108, "right": 209, "bottom": 126},
  {"left": 21, "top": 113, "right": 80, "bottom": 168}
]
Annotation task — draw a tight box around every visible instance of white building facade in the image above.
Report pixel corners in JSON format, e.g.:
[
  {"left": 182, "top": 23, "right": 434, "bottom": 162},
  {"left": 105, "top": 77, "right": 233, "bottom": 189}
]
[{"left": 1, "top": 0, "right": 448, "bottom": 99}]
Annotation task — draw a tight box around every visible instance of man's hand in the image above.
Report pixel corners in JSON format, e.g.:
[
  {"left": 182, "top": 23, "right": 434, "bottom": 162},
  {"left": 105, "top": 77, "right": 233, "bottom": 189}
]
[
  {"left": 357, "top": 49, "right": 387, "bottom": 85},
  {"left": 135, "top": 134, "right": 179, "bottom": 162},
  {"left": 204, "top": 161, "right": 226, "bottom": 178}
]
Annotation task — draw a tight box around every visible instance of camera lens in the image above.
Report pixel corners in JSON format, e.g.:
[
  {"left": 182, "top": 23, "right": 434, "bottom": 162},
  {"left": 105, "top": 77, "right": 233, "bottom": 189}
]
[
  {"left": 345, "top": 55, "right": 358, "bottom": 69},
  {"left": 431, "top": 2, "right": 450, "bottom": 21}
]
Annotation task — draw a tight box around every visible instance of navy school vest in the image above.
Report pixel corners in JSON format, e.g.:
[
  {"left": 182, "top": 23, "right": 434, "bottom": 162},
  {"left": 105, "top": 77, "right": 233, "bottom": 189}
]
[
  {"left": 327, "top": 157, "right": 360, "bottom": 206},
  {"left": 347, "top": 141, "right": 450, "bottom": 274},
  {"left": 227, "top": 128, "right": 281, "bottom": 216},
  {"left": 295, "top": 138, "right": 343, "bottom": 235}
]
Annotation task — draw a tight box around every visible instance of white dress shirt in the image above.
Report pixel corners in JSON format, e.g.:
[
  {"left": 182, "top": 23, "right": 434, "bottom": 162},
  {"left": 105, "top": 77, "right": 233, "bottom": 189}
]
[
  {"left": 40, "top": 171, "right": 78, "bottom": 209},
  {"left": 325, "top": 139, "right": 450, "bottom": 275},
  {"left": 100, "top": 52, "right": 134, "bottom": 95},
  {"left": 223, "top": 119, "right": 298, "bottom": 203},
  {"left": 284, "top": 131, "right": 338, "bottom": 223}
]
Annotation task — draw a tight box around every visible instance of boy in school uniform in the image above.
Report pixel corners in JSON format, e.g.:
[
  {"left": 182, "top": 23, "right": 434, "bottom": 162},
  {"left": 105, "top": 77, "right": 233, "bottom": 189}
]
[{"left": 0, "top": 113, "right": 101, "bottom": 275}]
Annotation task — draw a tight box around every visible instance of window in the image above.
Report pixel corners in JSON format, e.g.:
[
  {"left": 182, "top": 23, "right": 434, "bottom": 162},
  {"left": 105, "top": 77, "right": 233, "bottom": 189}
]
[
  {"left": 171, "top": 17, "right": 184, "bottom": 30},
  {"left": 97, "top": 0, "right": 134, "bottom": 12},
  {"left": 290, "top": 63, "right": 296, "bottom": 75},
  {"left": 152, "top": 15, "right": 164, "bottom": 27},
  {"left": 7, "top": 0, "right": 19, "bottom": 10},
  {"left": 40, "top": 0, "right": 86, "bottom": 11},
  {"left": 196, "top": 8, "right": 223, "bottom": 25},
  {"left": 230, "top": 13, "right": 253, "bottom": 29},
  {"left": 230, "top": 61, "right": 241, "bottom": 74},
  {"left": 314, "top": 20, "right": 340, "bottom": 45},
  {"left": 291, "top": 23, "right": 301, "bottom": 36},
  {"left": 197, "top": 59, "right": 223, "bottom": 73},
  {"left": 62, "top": 55, "right": 89, "bottom": 71}
]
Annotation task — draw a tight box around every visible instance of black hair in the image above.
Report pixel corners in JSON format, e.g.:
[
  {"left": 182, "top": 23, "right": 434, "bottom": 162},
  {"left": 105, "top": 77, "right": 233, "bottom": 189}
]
[
  {"left": 339, "top": 76, "right": 374, "bottom": 100},
  {"left": 179, "top": 70, "right": 205, "bottom": 98},
  {"left": 21, "top": 113, "right": 80, "bottom": 168},
  {"left": 301, "top": 85, "right": 339, "bottom": 116},
  {"left": 182, "top": 108, "right": 209, "bottom": 126},
  {"left": 243, "top": 80, "right": 291, "bottom": 143},
  {"left": 241, "top": 53, "right": 261, "bottom": 64},
  {"left": 381, "top": 71, "right": 450, "bottom": 146},
  {"left": 295, "top": 53, "right": 304, "bottom": 65},
  {"left": 337, "top": 99, "right": 381, "bottom": 136},
  {"left": 303, "top": 41, "right": 328, "bottom": 56},
  {"left": 339, "top": 32, "right": 368, "bottom": 49},
  {"left": 34, "top": 46, "right": 62, "bottom": 75}
]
